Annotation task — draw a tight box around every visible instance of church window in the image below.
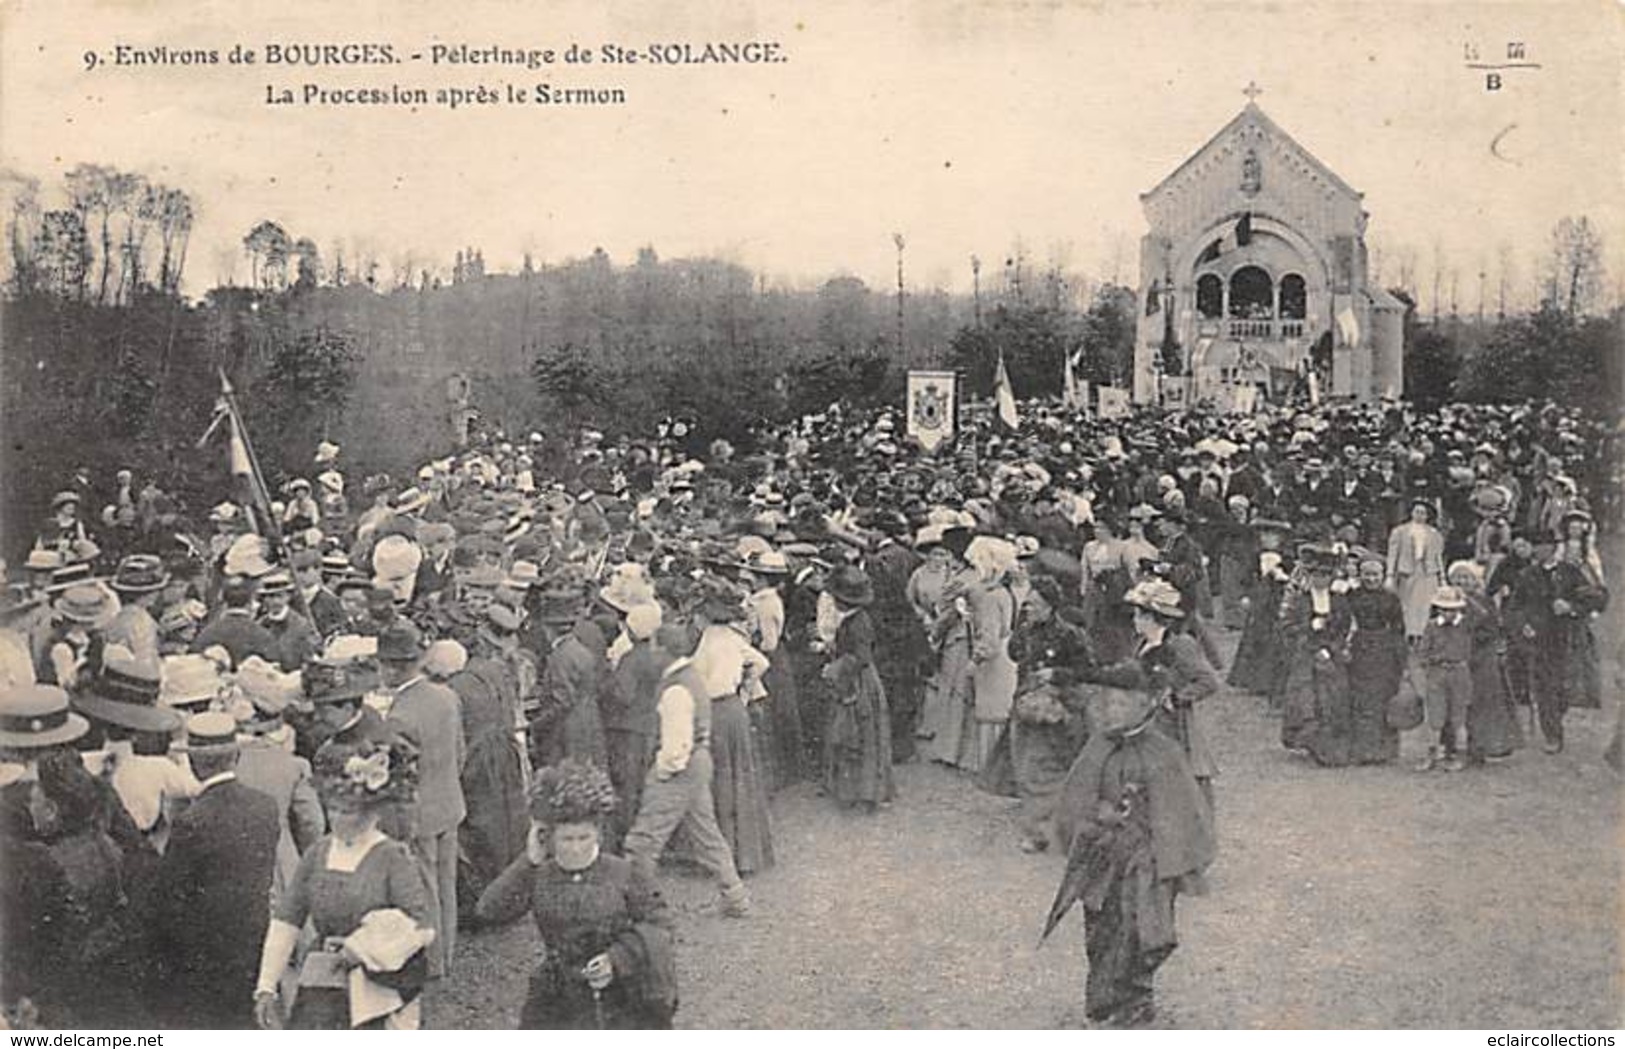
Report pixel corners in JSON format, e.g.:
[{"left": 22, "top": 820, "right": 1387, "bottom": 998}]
[
  {"left": 1196, "top": 274, "right": 1223, "bottom": 318},
  {"left": 1228, "top": 265, "right": 1273, "bottom": 319},
  {"left": 1279, "top": 274, "right": 1307, "bottom": 319}
]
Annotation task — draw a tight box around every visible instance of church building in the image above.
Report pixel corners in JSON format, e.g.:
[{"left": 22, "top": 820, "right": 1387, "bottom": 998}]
[{"left": 1132, "top": 88, "right": 1404, "bottom": 406}]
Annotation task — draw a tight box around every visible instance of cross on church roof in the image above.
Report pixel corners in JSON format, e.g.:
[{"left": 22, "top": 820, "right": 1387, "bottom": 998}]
[{"left": 1242, "top": 80, "right": 1263, "bottom": 103}]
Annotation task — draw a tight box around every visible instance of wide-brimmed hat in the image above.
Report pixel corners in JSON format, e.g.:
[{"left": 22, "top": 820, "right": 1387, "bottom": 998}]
[
  {"left": 44, "top": 563, "right": 97, "bottom": 594},
  {"left": 1430, "top": 585, "right": 1466, "bottom": 611},
  {"left": 1125, "top": 579, "right": 1184, "bottom": 619},
  {"left": 598, "top": 564, "right": 657, "bottom": 612},
  {"left": 303, "top": 659, "right": 383, "bottom": 706},
  {"left": 106, "top": 555, "right": 169, "bottom": 597},
  {"left": 50, "top": 491, "right": 81, "bottom": 510},
  {"left": 0, "top": 684, "right": 90, "bottom": 749},
  {"left": 55, "top": 584, "right": 117, "bottom": 627},
  {"left": 1252, "top": 517, "right": 1292, "bottom": 534},
  {"left": 742, "top": 549, "right": 789, "bottom": 576},
  {"left": 1559, "top": 507, "right": 1595, "bottom": 531},
  {"left": 825, "top": 565, "right": 875, "bottom": 609},
  {"left": 1127, "top": 503, "right": 1162, "bottom": 522},
  {"left": 375, "top": 620, "right": 423, "bottom": 664},
  {"left": 159, "top": 653, "right": 228, "bottom": 709},
  {"left": 23, "top": 548, "right": 63, "bottom": 573}
]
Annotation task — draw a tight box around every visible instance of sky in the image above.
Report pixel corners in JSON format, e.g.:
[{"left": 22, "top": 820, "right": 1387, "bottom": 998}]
[{"left": 2, "top": 0, "right": 1621, "bottom": 306}]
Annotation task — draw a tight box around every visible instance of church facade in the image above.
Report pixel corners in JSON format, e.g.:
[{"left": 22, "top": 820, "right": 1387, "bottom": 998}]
[{"left": 1132, "top": 95, "right": 1404, "bottom": 407}]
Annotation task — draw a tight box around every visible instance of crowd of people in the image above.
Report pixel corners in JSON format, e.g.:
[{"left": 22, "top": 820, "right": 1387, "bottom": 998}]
[{"left": 0, "top": 391, "right": 1617, "bottom": 1030}]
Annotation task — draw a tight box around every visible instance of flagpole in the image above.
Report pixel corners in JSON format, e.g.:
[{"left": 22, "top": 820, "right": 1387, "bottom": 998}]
[{"left": 215, "top": 369, "right": 312, "bottom": 619}]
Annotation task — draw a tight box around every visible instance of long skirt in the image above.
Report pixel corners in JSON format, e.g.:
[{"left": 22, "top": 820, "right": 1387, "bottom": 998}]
[
  {"left": 1341, "top": 634, "right": 1404, "bottom": 765},
  {"left": 1282, "top": 658, "right": 1348, "bottom": 754},
  {"left": 708, "top": 696, "right": 775, "bottom": 874},
  {"left": 1467, "top": 648, "right": 1522, "bottom": 759},
  {"left": 1394, "top": 572, "right": 1439, "bottom": 639},
  {"left": 763, "top": 648, "right": 804, "bottom": 787},
  {"left": 1228, "top": 585, "right": 1286, "bottom": 697},
  {"left": 1217, "top": 557, "right": 1249, "bottom": 630},
  {"left": 919, "top": 639, "right": 973, "bottom": 767},
  {"left": 1080, "top": 833, "right": 1179, "bottom": 1025},
  {"left": 1010, "top": 719, "right": 1078, "bottom": 848},
  {"left": 824, "top": 666, "right": 895, "bottom": 806},
  {"left": 457, "top": 735, "right": 529, "bottom": 922}
]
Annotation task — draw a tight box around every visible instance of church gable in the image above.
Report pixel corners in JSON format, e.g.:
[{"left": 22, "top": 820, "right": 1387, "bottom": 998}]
[{"left": 1141, "top": 102, "right": 1362, "bottom": 232}]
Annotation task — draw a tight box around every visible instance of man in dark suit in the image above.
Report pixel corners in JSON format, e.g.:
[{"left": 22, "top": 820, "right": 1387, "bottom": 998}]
[
  {"left": 291, "top": 548, "right": 345, "bottom": 639},
  {"left": 191, "top": 577, "right": 279, "bottom": 665},
  {"left": 378, "top": 620, "right": 465, "bottom": 976},
  {"left": 153, "top": 712, "right": 280, "bottom": 1028}
]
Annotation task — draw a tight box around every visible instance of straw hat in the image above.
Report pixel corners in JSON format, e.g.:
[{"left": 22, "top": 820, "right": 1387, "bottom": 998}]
[
  {"left": 1125, "top": 579, "right": 1184, "bottom": 619},
  {"left": 55, "top": 585, "right": 117, "bottom": 628},
  {"left": 0, "top": 684, "right": 89, "bottom": 749},
  {"left": 159, "top": 653, "right": 227, "bottom": 710}
]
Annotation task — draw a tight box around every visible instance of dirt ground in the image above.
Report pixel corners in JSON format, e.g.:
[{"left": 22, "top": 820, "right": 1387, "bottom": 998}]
[{"left": 435, "top": 627, "right": 1622, "bottom": 1030}]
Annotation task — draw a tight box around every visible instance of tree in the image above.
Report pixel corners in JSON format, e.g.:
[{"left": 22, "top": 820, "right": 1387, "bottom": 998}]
[
  {"left": 292, "top": 237, "right": 321, "bottom": 289},
  {"left": 1076, "top": 284, "right": 1137, "bottom": 385},
  {"left": 1545, "top": 216, "right": 1605, "bottom": 316},
  {"left": 1402, "top": 326, "right": 1461, "bottom": 411},
  {"left": 532, "top": 343, "right": 610, "bottom": 417},
  {"left": 38, "top": 210, "right": 91, "bottom": 298},
  {"left": 1, "top": 171, "right": 42, "bottom": 296},
  {"left": 251, "top": 326, "right": 359, "bottom": 461},
  {"left": 949, "top": 303, "right": 1074, "bottom": 398},
  {"left": 64, "top": 163, "right": 116, "bottom": 304},
  {"left": 154, "top": 187, "right": 195, "bottom": 295},
  {"left": 243, "top": 220, "right": 291, "bottom": 290}
]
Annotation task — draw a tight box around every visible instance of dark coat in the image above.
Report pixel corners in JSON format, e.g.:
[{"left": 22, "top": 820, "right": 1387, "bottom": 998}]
[
  {"left": 190, "top": 609, "right": 280, "bottom": 667},
  {"left": 154, "top": 777, "right": 280, "bottom": 1028}
]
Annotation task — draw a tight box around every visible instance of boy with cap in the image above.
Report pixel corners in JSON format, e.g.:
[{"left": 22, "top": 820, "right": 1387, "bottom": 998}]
[{"left": 1417, "top": 586, "right": 1472, "bottom": 771}]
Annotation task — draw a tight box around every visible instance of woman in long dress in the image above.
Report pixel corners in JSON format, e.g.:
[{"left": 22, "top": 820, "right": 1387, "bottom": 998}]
[
  {"left": 917, "top": 527, "right": 977, "bottom": 767},
  {"left": 1049, "top": 683, "right": 1214, "bottom": 1028},
  {"left": 821, "top": 566, "right": 894, "bottom": 810},
  {"left": 1386, "top": 500, "right": 1445, "bottom": 640},
  {"left": 477, "top": 761, "right": 677, "bottom": 1029},
  {"left": 963, "top": 538, "right": 1020, "bottom": 774},
  {"left": 1449, "top": 560, "right": 1521, "bottom": 762},
  {"left": 1080, "top": 517, "right": 1135, "bottom": 665},
  {"left": 741, "top": 552, "right": 802, "bottom": 789},
  {"left": 1279, "top": 547, "right": 1353, "bottom": 759},
  {"left": 1339, "top": 557, "right": 1407, "bottom": 765},
  {"left": 1530, "top": 511, "right": 1609, "bottom": 753},
  {"left": 254, "top": 738, "right": 436, "bottom": 1030},
  {"left": 1227, "top": 520, "right": 1292, "bottom": 699}
]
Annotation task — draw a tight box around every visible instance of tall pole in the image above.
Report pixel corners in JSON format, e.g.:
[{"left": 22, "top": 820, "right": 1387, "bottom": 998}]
[
  {"left": 971, "top": 255, "right": 982, "bottom": 328},
  {"left": 893, "top": 233, "right": 906, "bottom": 365}
]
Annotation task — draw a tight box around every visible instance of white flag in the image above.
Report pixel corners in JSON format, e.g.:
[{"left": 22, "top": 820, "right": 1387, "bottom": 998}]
[
  {"left": 994, "top": 353, "right": 1019, "bottom": 429},
  {"left": 1062, "top": 351, "right": 1082, "bottom": 409},
  {"left": 1336, "top": 302, "right": 1361, "bottom": 346}
]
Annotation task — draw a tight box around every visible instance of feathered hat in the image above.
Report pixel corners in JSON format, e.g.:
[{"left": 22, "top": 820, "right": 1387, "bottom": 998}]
[{"left": 529, "top": 759, "right": 618, "bottom": 826}]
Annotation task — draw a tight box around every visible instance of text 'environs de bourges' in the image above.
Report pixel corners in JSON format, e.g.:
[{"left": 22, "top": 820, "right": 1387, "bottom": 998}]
[{"left": 97, "top": 40, "right": 790, "bottom": 70}]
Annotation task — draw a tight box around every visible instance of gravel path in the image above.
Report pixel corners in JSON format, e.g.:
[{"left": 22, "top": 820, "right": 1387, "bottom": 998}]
[{"left": 435, "top": 638, "right": 1622, "bottom": 1029}]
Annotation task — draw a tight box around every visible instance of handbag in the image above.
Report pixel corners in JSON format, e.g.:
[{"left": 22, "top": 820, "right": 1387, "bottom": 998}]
[{"left": 1386, "top": 671, "right": 1424, "bottom": 731}]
